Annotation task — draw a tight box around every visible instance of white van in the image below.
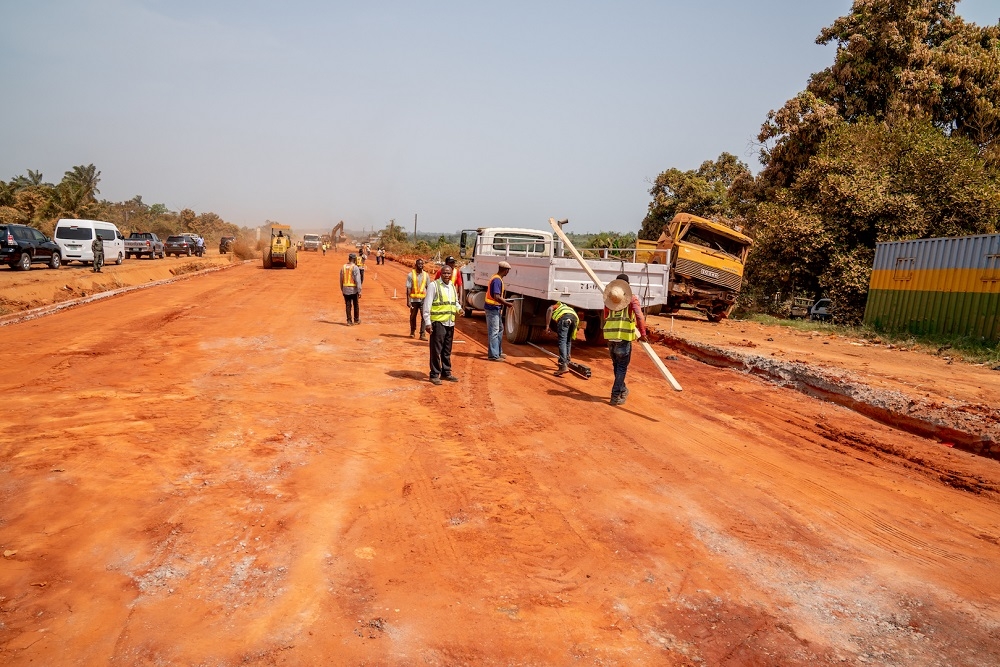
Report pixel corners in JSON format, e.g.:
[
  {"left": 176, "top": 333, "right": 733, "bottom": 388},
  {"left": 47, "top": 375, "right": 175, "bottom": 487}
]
[{"left": 53, "top": 219, "right": 126, "bottom": 266}]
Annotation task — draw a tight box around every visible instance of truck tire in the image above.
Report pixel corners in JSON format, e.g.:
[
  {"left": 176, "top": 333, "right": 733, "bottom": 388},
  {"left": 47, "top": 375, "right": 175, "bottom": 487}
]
[
  {"left": 263, "top": 249, "right": 273, "bottom": 269},
  {"left": 286, "top": 247, "right": 297, "bottom": 269},
  {"left": 584, "top": 316, "right": 606, "bottom": 346},
  {"left": 115, "top": 252, "right": 123, "bottom": 265},
  {"left": 505, "top": 298, "right": 531, "bottom": 344}
]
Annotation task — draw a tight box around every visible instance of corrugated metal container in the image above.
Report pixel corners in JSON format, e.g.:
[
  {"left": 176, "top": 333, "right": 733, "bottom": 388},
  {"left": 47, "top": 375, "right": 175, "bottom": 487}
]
[{"left": 864, "top": 233, "right": 1000, "bottom": 341}]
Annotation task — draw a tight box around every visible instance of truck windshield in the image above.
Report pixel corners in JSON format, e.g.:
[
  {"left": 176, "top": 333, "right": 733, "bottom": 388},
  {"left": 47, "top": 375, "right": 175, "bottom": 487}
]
[{"left": 680, "top": 226, "right": 747, "bottom": 261}]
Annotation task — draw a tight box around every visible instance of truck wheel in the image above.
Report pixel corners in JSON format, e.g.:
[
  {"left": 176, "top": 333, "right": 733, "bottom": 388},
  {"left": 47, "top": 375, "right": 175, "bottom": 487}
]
[
  {"left": 115, "top": 252, "right": 123, "bottom": 265},
  {"left": 464, "top": 307, "right": 473, "bottom": 318},
  {"left": 584, "top": 316, "right": 606, "bottom": 346},
  {"left": 504, "top": 298, "right": 531, "bottom": 344},
  {"left": 49, "top": 253, "right": 61, "bottom": 269},
  {"left": 17, "top": 252, "right": 31, "bottom": 271},
  {"left": 286, "top": 247, "right": 297, "bottom": 269}
]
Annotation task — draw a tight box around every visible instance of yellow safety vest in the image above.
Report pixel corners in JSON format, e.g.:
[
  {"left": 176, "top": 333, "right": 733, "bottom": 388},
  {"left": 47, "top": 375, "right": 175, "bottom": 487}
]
[
  {"left": 485, "top": 273, "right": 504, "bottom": 307},
  {"left": 409, "top": 270, "right": 428, "bottom": 299},
  {"left": 551, "top": 302, "right": 579, "bottom": 340},
  {"left": 357, "top": 256, "right": 366, "bottom": 268},
  {"left": 430, "top": 280, "right": 459, "bottom": 323},
  {"left": 341, "top": 265, "right": 356, "bottom": 287},
  {"left": 603, "top": 306, "right": 638, "bottom": 341}
]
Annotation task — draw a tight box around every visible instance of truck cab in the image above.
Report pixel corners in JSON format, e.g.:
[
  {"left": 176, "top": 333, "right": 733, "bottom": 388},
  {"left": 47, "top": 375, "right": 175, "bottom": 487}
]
[{"left": 653, "top": 213, "right": 753, "bottom": 321}]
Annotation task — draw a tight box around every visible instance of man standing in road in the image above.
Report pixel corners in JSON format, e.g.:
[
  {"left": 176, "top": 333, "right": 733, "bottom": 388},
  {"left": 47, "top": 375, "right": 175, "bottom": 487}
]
[
  {"left": 545, "top": 301, "right": 580, "bottom": 376},
  {"left": 196, "top": 236, "right": 205, "bottom": 257},
  {"left": 602, "top": 274, "right": 647, "bottom": 406},
  {"left": 434, "top": 256, "right": 464, "bottom": 312},
  {"left": 423, "top": 263, "right": 460, "bottom": 385},
  {"left": 485, "top": 261, "right": 513, "bottom": 361},
  {"left": 407, "top": 258, "right": 429, "bottom": 340},
  {"left": 91, "top": 233, "right": 104, "bottom": 273},
  {"left": 356, "top": 251, "right": 366, "bottom": 285},
  {"left": 340, "top": 252, "right": 362, "bottom": 325}
]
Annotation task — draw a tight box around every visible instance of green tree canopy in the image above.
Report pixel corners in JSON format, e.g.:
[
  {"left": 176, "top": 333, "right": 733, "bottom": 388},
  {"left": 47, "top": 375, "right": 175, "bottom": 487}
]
[{"left": 639, "top": 152, "right": 751, "bottom": 240}]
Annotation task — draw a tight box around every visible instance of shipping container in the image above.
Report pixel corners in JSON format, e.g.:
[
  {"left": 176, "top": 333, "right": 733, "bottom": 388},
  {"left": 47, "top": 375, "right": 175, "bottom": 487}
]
[{"left": 864, "top": 233, "right": 1000, "bottom": 341}]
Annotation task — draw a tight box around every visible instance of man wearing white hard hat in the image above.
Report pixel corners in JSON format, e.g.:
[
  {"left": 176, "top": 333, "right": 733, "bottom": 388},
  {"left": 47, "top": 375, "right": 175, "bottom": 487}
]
[{"left": 603, "top": 273, "right": 648, "bottom": 405}]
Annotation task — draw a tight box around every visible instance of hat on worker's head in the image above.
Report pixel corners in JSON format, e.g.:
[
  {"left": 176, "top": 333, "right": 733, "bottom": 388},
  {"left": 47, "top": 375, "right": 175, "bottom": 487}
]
[
  {"left": 603, "top": 279, "right": 633, "bottom": 311},
  {"left": 445, "top": 256, "right": 456, "bottom": 265},
  {"left": 498, "top": 261, "right": 512, "bottom": 269}
]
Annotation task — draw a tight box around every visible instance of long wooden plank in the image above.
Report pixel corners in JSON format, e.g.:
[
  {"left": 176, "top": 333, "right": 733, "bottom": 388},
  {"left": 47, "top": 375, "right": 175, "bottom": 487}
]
[{"left": 548, "top": 218, "right": 683, "bottom": 392}]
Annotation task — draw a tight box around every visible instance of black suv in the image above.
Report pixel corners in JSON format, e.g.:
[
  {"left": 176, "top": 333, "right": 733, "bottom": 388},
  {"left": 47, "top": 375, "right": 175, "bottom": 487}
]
[
  {"left": 219, "top": 236, "right": 236, "bottom": 254},
  {"left": 1, "top": 223, "right": 62, "bottom": 270}
]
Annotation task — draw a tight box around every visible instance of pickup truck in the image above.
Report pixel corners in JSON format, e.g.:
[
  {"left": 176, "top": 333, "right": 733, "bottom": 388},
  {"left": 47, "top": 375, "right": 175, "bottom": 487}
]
[
  {"left": 124, "top": 232, "right": 165, "bottom": 259},
  {"left": 458, "top": 226, "right": 672, "bottom": 344}
]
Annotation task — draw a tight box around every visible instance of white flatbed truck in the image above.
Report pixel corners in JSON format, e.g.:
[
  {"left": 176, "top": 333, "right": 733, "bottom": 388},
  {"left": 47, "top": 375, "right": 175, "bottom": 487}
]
[{"left": 458, "top": 226, "right": 671, "bottom": 344}]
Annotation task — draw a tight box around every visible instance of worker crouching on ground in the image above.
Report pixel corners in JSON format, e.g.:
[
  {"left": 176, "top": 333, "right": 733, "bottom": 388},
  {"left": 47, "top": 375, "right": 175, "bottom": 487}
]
[
  {"left": 603, "top": 274, "right": 647, "bottom": 405},
  {"left": 546, "top": 301, "right": 580, "bottom": 376},
  {"left": 340, "top": 252, "right": 363, "bottom": 325},
  {"left": 485, "top": 261, "right": 513, "bottom": 361},
  {"left": 423, "top": 263, "right": 460, "bottom": 385},
  {"left": 407, "top": 258, "right": 429, "bottom": 340}
]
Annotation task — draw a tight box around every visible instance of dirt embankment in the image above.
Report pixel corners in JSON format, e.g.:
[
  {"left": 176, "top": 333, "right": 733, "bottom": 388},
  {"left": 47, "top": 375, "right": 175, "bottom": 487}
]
[
  {"left": 650, "top": 314, "right": 1000, "bottom": 460},
  {"left": 0, "top": 251, "right": 242, "bottom": 324}
]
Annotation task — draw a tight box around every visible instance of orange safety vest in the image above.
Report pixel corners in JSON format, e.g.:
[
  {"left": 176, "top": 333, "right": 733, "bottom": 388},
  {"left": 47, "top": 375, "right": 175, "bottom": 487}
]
[
  {"left": 485, "top": 273, "right": 504, "bottom": 307},
  {"left": 409, "top": 270, "right": 428, "bottom": 299},
  {"left": 341, "top": 264, "right": 357, "bottom": 287}
]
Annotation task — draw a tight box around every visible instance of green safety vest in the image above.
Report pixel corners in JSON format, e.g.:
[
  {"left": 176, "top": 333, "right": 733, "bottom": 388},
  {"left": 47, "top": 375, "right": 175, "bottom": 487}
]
[
  {"left": 551, "top": 302, "right": 579, "bottom": 340},
  {"left": 603, "top": 306, "right": 638, "bottom": 341},
  {"left": 430, "top": 280, "right": 459, "bottom": 323}
]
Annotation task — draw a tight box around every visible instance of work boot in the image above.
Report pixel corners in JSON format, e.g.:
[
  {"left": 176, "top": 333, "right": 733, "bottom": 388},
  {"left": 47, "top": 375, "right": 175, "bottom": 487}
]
[
  {"left": 430, "top": 377, "right": 442, "bottom": 386},
  {"left": 554, "top": 364, "right": 569, "bottom": 376},
  {"left": 355, "top": 319, "right": 361, "bottom": 325},
  {"left": 443, "top": 375, "right": 459, "bottom": 382},
  {"left": 410, "top": 332, "right": 415, "bottom": 338}
]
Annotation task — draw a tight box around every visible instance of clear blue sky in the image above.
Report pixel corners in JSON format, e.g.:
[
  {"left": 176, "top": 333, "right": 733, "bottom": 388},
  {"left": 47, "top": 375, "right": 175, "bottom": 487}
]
[{"left": 2, "top": 1, "right": 997, "bottom": 234}]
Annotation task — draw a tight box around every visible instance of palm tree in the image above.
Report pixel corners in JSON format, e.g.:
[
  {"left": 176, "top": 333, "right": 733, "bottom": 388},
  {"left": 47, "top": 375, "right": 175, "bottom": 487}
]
[{"left": 62, "top": 164, "right": 101, "bottom": 202}]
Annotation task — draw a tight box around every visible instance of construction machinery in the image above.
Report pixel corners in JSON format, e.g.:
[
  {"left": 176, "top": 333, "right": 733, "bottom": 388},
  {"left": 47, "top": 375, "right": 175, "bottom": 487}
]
[
  {"left": 331, "top": 221, "right": 345, "bottom": 249},
  {"left": 263, "top": 224, "right": 297, "bottom": 269},
  {"left": 645, "top": 213, "right": 753, "bottom": 322}
]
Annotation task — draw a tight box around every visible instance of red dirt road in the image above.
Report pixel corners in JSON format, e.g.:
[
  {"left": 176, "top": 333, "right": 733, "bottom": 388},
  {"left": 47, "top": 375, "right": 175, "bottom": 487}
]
[{"left": 2, "top": 251, "right": 1000, "bottom": 665}]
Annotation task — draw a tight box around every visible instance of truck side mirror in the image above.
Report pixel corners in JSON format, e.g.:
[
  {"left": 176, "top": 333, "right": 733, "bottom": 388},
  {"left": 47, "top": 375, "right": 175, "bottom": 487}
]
[{"left": 460, "top": 231, "right": 470, "bottom": 259}]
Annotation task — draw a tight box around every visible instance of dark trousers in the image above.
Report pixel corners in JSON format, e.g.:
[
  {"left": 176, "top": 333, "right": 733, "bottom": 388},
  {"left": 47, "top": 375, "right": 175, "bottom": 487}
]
[
  {"left": 556, "top": 315, "right": 576, "bottom": 367},
  {"left": 429, "top": 321, "right": 454, "bottom": 379},
  {"left": 92, "top": 253, "right": 104, "bottom": 272},
  {"left": 608, "top": 340, "right": 632, "bottom": 398},
  {"left": 344, "top": 293, "right": 359, "bottom": 323},
  {"left": 358, "top": 269, "right": 365, "bottom": 285},
  {"left": 409, "top": 301, "right": 423, "bottom": 335}
]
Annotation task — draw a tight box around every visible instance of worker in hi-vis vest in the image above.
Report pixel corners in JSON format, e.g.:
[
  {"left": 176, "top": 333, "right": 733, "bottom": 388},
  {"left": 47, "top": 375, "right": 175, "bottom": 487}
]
[
  {"left": 340, "top": 252, "right": 363, "bottom": 325},
  {"left": 602, "top": 273, "right": 647, "bottom": 406},
  {"left": 422, "top": 263, "right": 461, "bottom": 385},
  {"left": 546, "top": 301, "right": 580, "bottom": 376},
  {"left": 407, "top": 258, "right": 429, "bottom": 340}
]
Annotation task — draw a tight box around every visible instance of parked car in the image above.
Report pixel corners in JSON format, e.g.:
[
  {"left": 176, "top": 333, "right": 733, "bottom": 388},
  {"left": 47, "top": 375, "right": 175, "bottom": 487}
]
[
  {"left": 219, "top": 236, "right": 236, "bottom": 254},
  {"left": 53, "top": 219, "right": 125, "bottom": 265},
  {"left": 165, "top": 235, "right": 197, "bottom": 257},
  {"left": 1, "top": 223, "right": 62, "bottom": 270},
  {"left": 810, "top": 298, "right": 833, "bottom": 322},
  {"left": 125, "top": 232, "right": 165, "bottom": 259}
]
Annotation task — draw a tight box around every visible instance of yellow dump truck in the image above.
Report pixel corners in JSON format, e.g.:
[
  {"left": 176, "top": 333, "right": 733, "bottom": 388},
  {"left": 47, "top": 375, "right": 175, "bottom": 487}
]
[
  {"left": 644, "top": 213, "right": 753, "bottom": 322},
  {"left": 263, "top": 224, "right": 298, "bottom": 269}
]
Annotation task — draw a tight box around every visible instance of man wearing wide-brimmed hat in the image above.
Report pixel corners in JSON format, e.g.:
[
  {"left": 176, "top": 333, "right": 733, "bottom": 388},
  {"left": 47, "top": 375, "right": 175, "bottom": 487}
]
[
  {"left": 485, "top": 261, "right": 514, "bottom": 361},
  {"left": 603, "top": 273, "right": 648, "bottom": 405}
]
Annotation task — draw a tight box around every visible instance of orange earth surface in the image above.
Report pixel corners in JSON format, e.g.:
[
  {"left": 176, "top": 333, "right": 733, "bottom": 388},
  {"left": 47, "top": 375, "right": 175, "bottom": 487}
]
[{"left": 2, "top": 250, "right": 999, "bottom": 665}]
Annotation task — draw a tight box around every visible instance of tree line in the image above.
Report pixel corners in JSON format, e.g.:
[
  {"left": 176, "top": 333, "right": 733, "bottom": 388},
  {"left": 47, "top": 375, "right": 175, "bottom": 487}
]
[
  {"left": 0, "top": 164, "right": 242, "bottom": 243},
  {"left": 639, "top": 0, "right": 1000, "bottom": 323}
]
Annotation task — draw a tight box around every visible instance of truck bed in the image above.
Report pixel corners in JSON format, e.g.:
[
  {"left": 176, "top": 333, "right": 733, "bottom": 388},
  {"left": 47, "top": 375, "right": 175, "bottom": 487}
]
[{"left": 469, "top": 255, "right": 671, "bottom": 311}]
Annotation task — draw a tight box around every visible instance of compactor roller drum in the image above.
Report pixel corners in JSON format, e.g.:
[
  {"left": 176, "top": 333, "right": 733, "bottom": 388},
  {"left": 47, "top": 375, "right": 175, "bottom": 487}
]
[{"left": 263, "top": 248, "right": 273, "bottom": 269}]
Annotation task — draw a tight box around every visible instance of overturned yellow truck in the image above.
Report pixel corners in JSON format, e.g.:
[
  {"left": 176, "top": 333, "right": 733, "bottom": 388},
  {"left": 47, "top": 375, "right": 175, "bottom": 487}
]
[
  {"left": 640, "top": 213, "right": 753, "bottom": 322},
  {"left": 263, "top": 224, "right": 298, "bottom": 269}
]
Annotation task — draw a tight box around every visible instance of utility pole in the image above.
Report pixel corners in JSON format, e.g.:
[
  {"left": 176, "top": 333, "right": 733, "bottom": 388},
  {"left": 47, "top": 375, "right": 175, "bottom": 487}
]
[
  {"left": 389, "top": 218, "right": 394, "bottom": 240},
  {"left": 413, "top": 213, "right": 418, "bottom": 244}
]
